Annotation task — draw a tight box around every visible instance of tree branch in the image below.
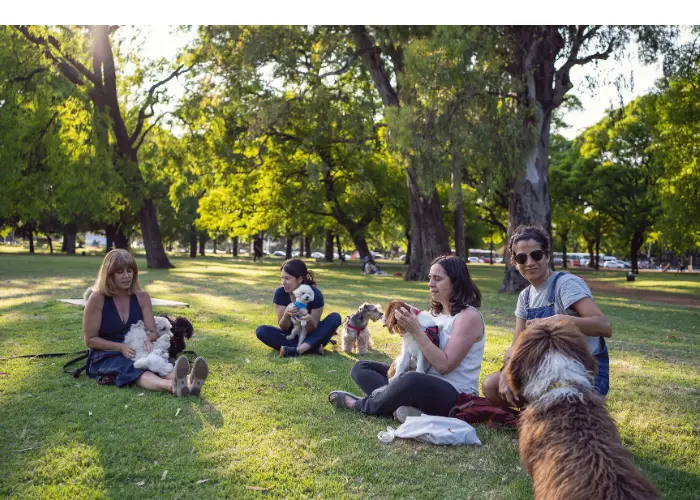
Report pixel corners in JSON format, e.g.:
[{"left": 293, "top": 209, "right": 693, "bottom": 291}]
[
  {"left": 317, "top": 47, "right": 373, "bottom": 79},
  {"left": 129, "top": 64, "right": 190, "bottom": 147}
]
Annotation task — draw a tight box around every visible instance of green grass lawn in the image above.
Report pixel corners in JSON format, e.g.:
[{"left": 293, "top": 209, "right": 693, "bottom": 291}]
[{"left": 1, "top": 252, "right": 698, "bottom": 499}]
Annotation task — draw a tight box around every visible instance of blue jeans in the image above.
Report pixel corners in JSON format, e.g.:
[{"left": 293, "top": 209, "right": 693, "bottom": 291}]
[{"left": 256, "top": 312, "right": 342, "bottom": 351}]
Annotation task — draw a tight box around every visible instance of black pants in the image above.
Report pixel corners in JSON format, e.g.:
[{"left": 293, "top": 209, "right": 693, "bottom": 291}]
[
  {"left": 256, "top": 313, "right": 342, "bottom": 351},
  {"left": 350, "top": 360, "right": 459, "bottom": 417}
]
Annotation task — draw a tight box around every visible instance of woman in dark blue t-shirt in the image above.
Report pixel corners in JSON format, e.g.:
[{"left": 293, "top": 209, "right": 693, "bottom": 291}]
[{"left": 256, "top": 259, "right": 342, "bottom": 357}]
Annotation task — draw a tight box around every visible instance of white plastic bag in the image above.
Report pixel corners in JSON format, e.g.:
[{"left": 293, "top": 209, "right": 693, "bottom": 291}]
[{"left": 378, "top": 415, "right": 481, "bottom": 446}]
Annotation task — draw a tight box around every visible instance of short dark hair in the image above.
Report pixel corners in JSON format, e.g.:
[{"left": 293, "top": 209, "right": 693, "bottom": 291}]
[
  {"left": 281, "top": 259, "right": 316, "bottom": 286},
  {"left": 507, "top": 225, "right": 551, "bottom": 265},
  {"left": 429, "top": 254, "right": 482, "bottom": 315}
]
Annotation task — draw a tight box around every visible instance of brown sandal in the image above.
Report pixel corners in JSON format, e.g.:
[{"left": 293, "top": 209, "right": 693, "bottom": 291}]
[
  {"left": 188, "top": 357, "right": 209, "bottom": 396},
  {"left": 172, "top": 356, "right": 190, "bottom": 397}
]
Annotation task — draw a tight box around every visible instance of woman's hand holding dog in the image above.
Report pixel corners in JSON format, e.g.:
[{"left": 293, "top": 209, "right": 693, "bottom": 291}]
[
  {"left": 143, "top": 338, "right": 153, "bottom": 353},
  {"left": 284, "top": 303, "right": 299, "bottom": 318},
  {"left": 394, "top": 307, "right": 422, "bottom": 337},
  {"left": 119, "top": 343, "right": 136, "bottom": 359}
]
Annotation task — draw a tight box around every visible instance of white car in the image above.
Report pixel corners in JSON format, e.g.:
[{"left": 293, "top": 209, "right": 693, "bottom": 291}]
[
  {"left": 467, "top": 257, "right": 484, "bottom": 264},
  {"left": 371, "top": 252, "right": 385, "bottom": 259},
  {"left": 272, "top": 251, "right": 286, "bottom": 258},
  {"left": 399, "top": 254, "right": 406, "bottom": 261},
  {"left": 310, "top": 251, "right": 325, "bottom": 259},
  {"left": 603, "top": 260, "right": 626, "bottom": 269}
]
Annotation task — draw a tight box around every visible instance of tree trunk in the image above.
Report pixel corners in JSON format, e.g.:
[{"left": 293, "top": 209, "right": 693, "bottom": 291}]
[
  {"left": 453, "top": 156, "right": 466, "bottom": 260},
  {"left": 28, "top": 229, "right": 35, "bottom": 253},
  {"left": 561, "top": 231, "right": 569, "bottom": 269},
  {"left": 630, "top": 228, "right": 645, "bottom": 274},
  {"left": 353, "top": 237, "right": 371, "bottom": 261},
  {"left": 189, "top": 224, "right": 197, "bottom": 258},
  {"left": 304, "top": 236, "right": 312, "bottom": 258},
  {"left": 500, "top": 109, "right": 551, "bottom": 293},
  {"left": 286, "top": 237, "right": 293, "bottom": 259},
  {"left": 168, "top": 242, "right": 173, "bottom": 252},
  {"left": 47, "top": 234, "right": 53, "bottom": 254},
  {"left": 106, "top": 226, "right": 114, "bottom": 252},
  {"left": 595, "top": 219, "right": 601, "bottom": 270},
  {"left": 232, "top": 236, "right": 238, "bottom": 257},
  {"left": 139, "top": 199, "right": 173, "bottom": 268},
  {"left": 62, "top": 225, "right": 77, "bottom": 255},
  {"left": 213, "top": 239, "right": 217, "bottom": 254},
  {"left": 404, "top": 227, "right": 411, "bottom": 267},
  {"left": 253, "top": 233, "right": 264, "bottom": 262},
  {"left": 199, "top": 232, "right": 206, "bottom": 256},
  {"left": 351, "top": 26, "right": 450, "bottom": 282},
  {"left": 299, "top": 236, "right": 304, "bottom": 257},
  {"left": 403, "top": 169, "right": 452, "bottom": 281},
  {"left": 325, "top": 231, "right": 334, "bottom": 262},
  {"left": 336, "top": 234, "right": 346, "bottom": 264}
]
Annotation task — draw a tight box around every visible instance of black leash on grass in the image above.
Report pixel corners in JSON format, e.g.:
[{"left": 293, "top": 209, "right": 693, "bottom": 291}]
[{"left": 0, "top": 350, "right": 199, "bottom": 378}]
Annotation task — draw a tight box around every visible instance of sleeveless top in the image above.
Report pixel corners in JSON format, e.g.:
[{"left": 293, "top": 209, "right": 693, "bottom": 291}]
[
  {"left": 426, "top": 306, "right": 486, "bottom": 395},
  {"left": 87, "top": 294, "right": 144, "bottom": 364}
]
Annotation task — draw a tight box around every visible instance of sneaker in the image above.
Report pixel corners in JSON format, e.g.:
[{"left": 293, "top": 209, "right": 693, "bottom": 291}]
[
  {"left": 172, "top": 356, "right": 190, "bottom": 397},
  {"left": 188, "top": 357, "right": 209, "bottom": 397},
  {"left": 394, "top": 406, "right": 423, "bottom": 423},
  {"left": 280, "top": 346, "right": 299, "bottom": 357}
]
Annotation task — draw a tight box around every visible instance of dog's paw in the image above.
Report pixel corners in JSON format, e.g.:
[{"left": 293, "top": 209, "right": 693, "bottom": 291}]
[{"left": 286, "top": 333, "right": 296, "bottom": 340}]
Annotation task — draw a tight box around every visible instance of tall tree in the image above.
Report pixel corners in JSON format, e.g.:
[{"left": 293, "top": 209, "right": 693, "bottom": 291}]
[
  {"left": 479, "top": 25, "right": 678, "bottom": 290},
  {"left": 14, "top": 25, "right": 188, "bottom": 268}
]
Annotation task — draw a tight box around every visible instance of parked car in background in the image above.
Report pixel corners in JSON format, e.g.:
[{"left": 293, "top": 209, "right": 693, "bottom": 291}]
[
  {"left": 399, "top": 254, "right": 406, "bottom": 261},
  {"left": 272, "top": 250, "right": 286, "bottom": 258},
  {"left": 371, "top": 251, "right": 385, "bottom": 259},
  {"left": 467, "top": 256, "right": 485, "bottom": 264},
  {"left": 310, "top": 251, "right": 325, "bottom": 259},
  {"left": 638, "top": 261, "right": 651, "bottom": 269},
  {"left": 603, "top": 260, "right": 626, "bottom": 269}
]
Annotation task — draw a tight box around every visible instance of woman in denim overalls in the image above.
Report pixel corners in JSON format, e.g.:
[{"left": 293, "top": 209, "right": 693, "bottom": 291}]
[{"left": 482, "top": 225, "right": 612, "bottom": 408}]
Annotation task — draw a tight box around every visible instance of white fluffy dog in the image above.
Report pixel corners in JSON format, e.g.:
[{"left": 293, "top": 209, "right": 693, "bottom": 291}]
[
  {"left": 285, "top": 284, "right": 315, "bottom": 347},
  {"left": 124, "top": 317, "right": 173, "bottom": 376}
]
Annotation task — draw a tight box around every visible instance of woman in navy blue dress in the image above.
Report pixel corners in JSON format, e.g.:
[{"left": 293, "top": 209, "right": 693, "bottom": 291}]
[
  {"left": 256, "top": 259, "right": 341, "bottom": 357},
  {"left": 83, "top": 249, "right": 209, "bottom": 397}
]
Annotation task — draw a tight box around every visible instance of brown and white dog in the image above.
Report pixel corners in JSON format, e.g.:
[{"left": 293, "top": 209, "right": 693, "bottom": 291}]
[
  {"left": 340, "top": 303, "right": 383, "bottom": 354},
  {"left": 382, "top": 300, "right": 442, "bottom": 380},
  {"left": 506, "top": 320, "right": 659, "bottom": 500}
]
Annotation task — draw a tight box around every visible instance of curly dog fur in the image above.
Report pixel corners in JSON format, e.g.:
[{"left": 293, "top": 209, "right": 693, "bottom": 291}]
[{"left": 506, "top": 320, "right": 659, "bottom": 500}]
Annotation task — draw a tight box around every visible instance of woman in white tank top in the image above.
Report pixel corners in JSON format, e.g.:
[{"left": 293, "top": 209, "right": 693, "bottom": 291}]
[{"left": 328, "top": 255, "right": 486, "bottom": 418}]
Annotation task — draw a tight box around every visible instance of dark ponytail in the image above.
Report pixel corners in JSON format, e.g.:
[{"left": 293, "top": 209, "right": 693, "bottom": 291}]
[{"left": 281, "top": 259, "right": 316, "bottom": 286}]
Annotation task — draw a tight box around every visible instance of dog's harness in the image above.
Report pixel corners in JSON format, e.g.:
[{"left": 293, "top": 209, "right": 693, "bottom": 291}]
[{"left": 344, "top": 316, "right": 363, "bottom": 337}]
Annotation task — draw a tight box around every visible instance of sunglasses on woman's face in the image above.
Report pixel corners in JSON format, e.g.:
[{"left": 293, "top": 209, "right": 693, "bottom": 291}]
[{"left": 514, "top": 250, "right": 546, "bottom": 265}]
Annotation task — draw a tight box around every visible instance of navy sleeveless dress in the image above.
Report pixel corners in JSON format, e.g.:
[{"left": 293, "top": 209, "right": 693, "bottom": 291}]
[{"left": 85, "top": 294, "right": 147, "bottom": 387}]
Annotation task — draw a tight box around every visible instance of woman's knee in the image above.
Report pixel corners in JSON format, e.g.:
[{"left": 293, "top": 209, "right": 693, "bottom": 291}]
[
  {"left": 325, "top": 312, "right": 342, "bottom": 329},
  {"left": 350, "top": 360, "right": 373, "bottom": 380}
]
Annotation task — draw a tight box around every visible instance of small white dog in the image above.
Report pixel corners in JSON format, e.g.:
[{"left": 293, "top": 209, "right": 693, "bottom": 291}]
[
  {"left": 124, "top": 317, "right": 173, "bottom": 377},
  {"left": 285, "top": 284, "right": 315, "bottom": 347}
]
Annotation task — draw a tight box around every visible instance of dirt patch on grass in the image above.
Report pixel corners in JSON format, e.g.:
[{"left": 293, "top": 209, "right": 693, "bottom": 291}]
[{"left": 586, "top": 279, "right": 700, "bottom": 308}]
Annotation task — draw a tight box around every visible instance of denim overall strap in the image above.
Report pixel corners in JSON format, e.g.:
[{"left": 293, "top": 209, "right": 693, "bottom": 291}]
[{"left": 524, "top": 272, "right": 567, "bottom": 320}]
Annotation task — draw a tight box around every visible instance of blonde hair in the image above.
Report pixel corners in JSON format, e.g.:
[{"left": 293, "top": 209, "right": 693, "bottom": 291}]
[{"left": 90, "top": 249, "right": 143, "bottom": 297}]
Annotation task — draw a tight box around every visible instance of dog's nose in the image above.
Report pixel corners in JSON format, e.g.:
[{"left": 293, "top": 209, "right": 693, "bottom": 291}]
[{"left": 380, "top": 314, "right": 386, "bottom": 327}]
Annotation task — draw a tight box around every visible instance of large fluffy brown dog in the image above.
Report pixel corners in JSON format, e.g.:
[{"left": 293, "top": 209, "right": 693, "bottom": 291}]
[{"left": 506, "top": 320, "right": 659, "bottom": 500}]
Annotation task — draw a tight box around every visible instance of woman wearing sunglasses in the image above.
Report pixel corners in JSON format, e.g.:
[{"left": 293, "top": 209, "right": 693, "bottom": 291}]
[{"left": 482, "top": 225, "right": 612, "bottom": 407}]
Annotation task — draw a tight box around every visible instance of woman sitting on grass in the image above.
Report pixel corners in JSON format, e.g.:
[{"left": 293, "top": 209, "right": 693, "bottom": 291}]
[
  {"left": 255, "top": 259, "right": 342, "bottom": 357},
  {"left": 328, "top": 254, "right": 486, "bottom": 420},
  {"left": 481, "top": 225, "right": 612, "bottom": 408},
  {"left": 83, "top": 249, "right": 209, "bottom": 397}
]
